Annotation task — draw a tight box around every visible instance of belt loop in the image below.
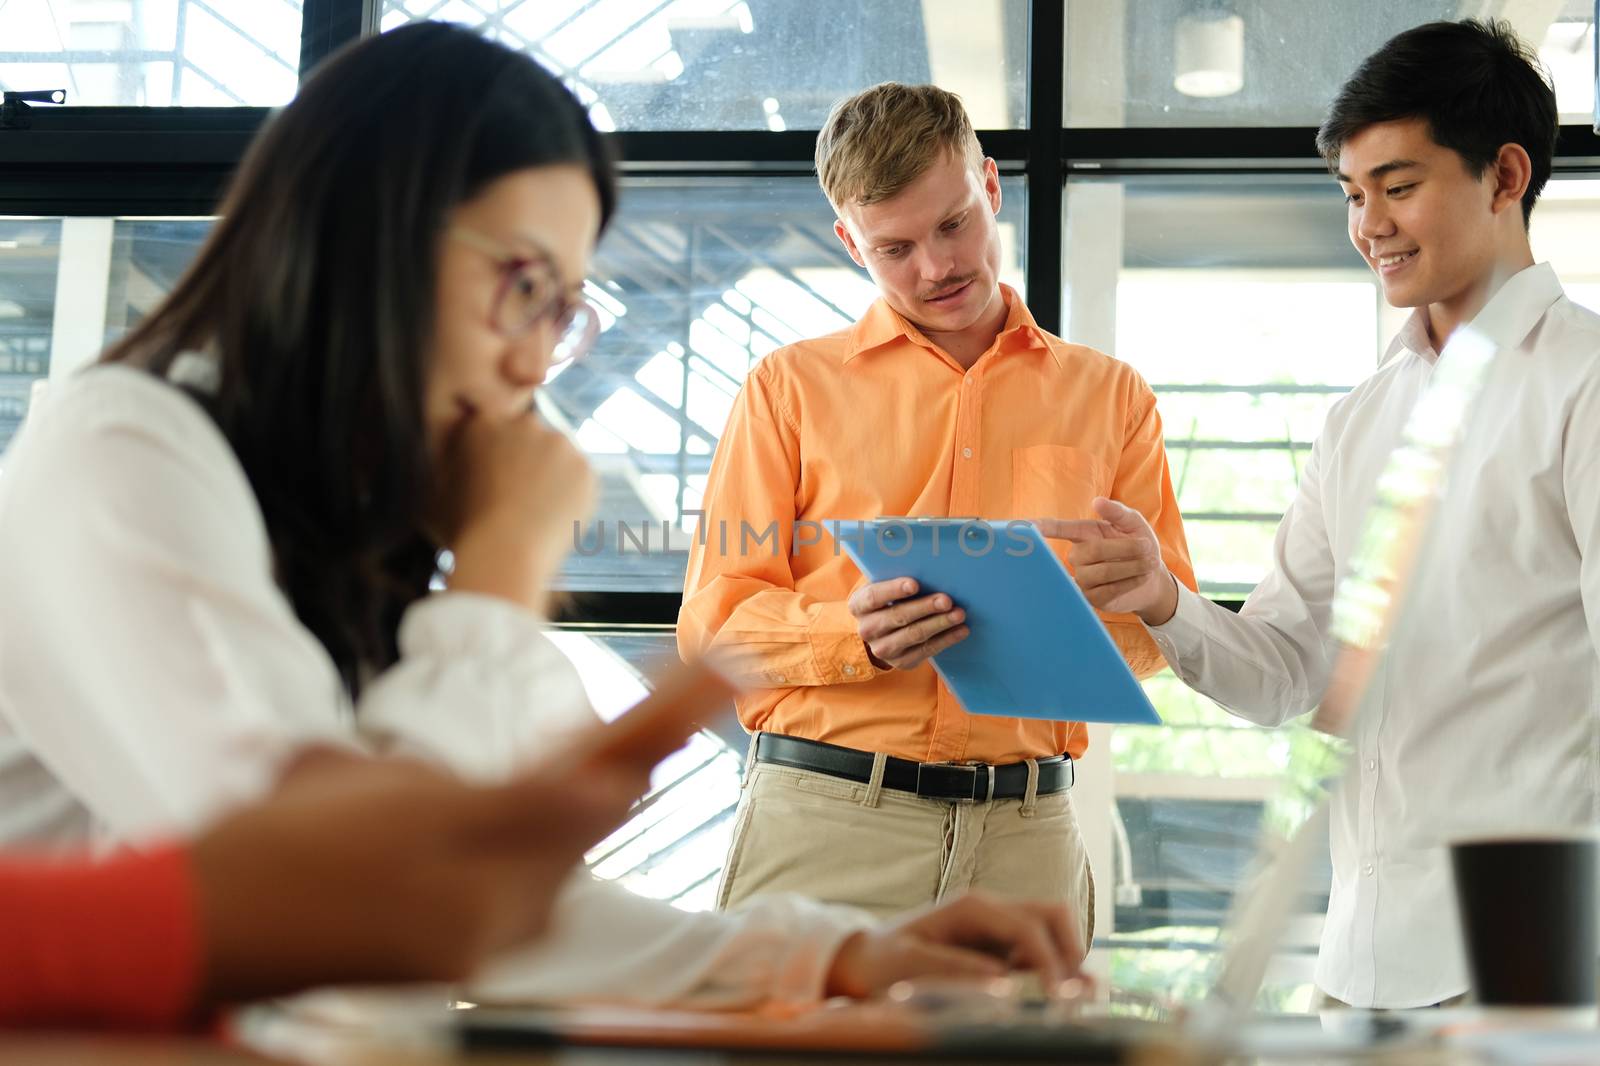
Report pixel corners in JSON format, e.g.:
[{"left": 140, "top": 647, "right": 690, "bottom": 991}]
[
  {"left": 741, "top": 733, "right": 761, "bottom": 790},
  {"left": 1020, "top": 758, "right": 1040, "bottom": 817},
  {"left": 861, "top": 751, "right": 889, "bottom": 809}
]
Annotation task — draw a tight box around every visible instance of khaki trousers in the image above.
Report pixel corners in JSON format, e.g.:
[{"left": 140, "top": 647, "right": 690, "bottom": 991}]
[{"left": 715, "top": 745, "right": 1094, "bottom": 947}]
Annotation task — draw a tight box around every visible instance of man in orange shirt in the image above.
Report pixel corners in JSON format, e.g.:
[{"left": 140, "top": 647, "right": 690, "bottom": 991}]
[{"left": 679, "top": 83, "right": 1193, "bottom": 940}]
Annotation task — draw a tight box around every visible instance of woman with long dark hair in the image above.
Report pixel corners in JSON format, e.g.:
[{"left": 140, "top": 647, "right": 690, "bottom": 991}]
[{"left": 0, "top": 22, "right": 1083, "bottom": 1007}]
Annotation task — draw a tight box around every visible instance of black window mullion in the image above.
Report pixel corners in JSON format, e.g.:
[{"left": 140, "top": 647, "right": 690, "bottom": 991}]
[
  {"left": 1025, "top": 0, "right": 1065, "bottom": 334},
  {"left": 1059, "top": 125, "right": 1600, "bottom": 174},
  {"left": 554, "top": 593, "right": 684, "bottom": 627},
  {"left": 546, "top": 590, "right": 1245, "bottom": 628},
  {"left": 610, "top": 130, "right": 1028, "bottom": 174},
  {"left": 0, "top": 107, "right": 268, "bottom": 216},
  {"left": 611, "top": 130, "right": 822, "bottom": 173},
  {"left": 299, "top": 0, "right": 372, "bottom": 81}
]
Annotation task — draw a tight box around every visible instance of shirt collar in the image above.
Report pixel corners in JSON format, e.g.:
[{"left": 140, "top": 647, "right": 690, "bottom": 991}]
[
  {"left": 1385, "top": 262, "right": 1564, "bottom": 367},
  {"left": 1387, "top": 308, "right": 1438, "bottom": 365},
  {"left": 1446, "top": 261, "right": 1563, "bottom": 360},
  {"left": 843, "top": 283, "right": 1056, "bottom": 368}
]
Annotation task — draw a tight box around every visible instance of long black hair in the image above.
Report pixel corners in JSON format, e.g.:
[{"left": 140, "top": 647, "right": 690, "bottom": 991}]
[{"left": 103, "top": 22, "right": 617, "bottom": 697}]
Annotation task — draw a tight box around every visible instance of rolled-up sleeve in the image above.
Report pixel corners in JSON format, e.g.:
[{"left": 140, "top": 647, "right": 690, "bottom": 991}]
[{"left": 678, "top": 363, "right": 876, "bottom": 693}]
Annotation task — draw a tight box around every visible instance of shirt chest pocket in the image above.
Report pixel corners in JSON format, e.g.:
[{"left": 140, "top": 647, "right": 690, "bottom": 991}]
[{"left": 1010, "top": 445, "right": 1111, "bottom": 520}]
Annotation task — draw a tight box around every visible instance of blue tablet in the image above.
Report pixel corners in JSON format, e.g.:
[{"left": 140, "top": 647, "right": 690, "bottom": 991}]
[{"left": 829, "top": 519, "right": 1161, "bottom": 725}]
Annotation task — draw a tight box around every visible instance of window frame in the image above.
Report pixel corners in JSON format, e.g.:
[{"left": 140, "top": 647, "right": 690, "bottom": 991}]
[{"left": 3, "top": 0, "right": 1598, "bottom": 623}]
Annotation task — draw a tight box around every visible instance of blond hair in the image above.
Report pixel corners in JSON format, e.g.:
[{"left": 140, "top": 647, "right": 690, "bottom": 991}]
[{"left": 814, "top": 83, "right": 984, "bottom": 211}]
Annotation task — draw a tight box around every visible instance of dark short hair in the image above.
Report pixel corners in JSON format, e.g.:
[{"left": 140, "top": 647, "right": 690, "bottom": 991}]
[{"left": 1316, "top": 18, "right": 1557, "bottom": 226}]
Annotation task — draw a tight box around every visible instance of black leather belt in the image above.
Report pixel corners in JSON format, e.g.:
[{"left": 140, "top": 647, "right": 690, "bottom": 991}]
[{"left": 754, "top": 732, "right": 1073, "bottom": 803}]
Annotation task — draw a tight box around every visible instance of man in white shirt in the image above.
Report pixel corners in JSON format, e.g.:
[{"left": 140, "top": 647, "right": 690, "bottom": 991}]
[{"left": 1054, "top": 19, "right": 1600, "bottom": 1008}]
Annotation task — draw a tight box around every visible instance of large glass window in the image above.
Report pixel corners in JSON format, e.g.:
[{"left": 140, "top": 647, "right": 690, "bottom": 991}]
[
  {"left": 553, "top": 629, "right": 744, "bottom": 912},
  {"left": 378, "top": 0, "right": 1029, "bottom": 130},
  {"left": 0, "top": 220, "right": 57, "bottom": 452},
  {"left": 1066, "top": 175, "right": 1375, "bottom": 597},
  {"left": 1064, "top": 0, "right": 1597, "bottom": 128},
  {"left": 0, "top": 217, "right": 213, "bottom": 456},
  {"left": 1062, "top": 173, "right": 1365, "bottom": 1008},
  {"left": 552, "top": 174, "right": 1027, "bottom": 593},
  {"left": 0, "top": 1, "right": 303, "bottom": 106}
]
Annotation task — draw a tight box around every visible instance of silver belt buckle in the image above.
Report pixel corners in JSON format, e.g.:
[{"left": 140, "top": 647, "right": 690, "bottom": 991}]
[{"left": 981, "top": 763, "right": 995, "bottom": 803}]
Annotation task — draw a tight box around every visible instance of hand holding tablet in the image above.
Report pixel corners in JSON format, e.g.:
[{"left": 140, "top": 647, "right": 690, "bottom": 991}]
[{"left": 830, "top": 519, "right": 1161, "bottom": 725}]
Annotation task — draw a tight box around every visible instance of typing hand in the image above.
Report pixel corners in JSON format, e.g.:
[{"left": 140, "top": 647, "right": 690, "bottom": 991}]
[
  {"left": 824, "top": 891, "right": 1088, "bottom": 998},
  {"left": 1036, "top": 498, "right": 1177, "bottom": 626},
  {"left": 848, "top": 577, "right": 968, "bottom": 672}
]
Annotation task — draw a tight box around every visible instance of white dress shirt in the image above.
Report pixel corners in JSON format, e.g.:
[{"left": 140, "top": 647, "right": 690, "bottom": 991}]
[
  {"left": 1146, "top": 263, "right": 1600, "bottom": 1008},
  {"left": 0, "top": 360, "right": 869, "bottom": 1009}
]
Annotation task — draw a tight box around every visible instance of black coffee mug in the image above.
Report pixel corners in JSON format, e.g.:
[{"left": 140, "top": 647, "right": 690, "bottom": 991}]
[{"left": 1450, "top": 834, "right": 1599, "bottom": 1006}]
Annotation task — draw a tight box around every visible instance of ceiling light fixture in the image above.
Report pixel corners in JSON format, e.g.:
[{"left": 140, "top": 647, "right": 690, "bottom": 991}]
[{"left": 1174, "top": 4, "right": 1244, "bottom": 99}]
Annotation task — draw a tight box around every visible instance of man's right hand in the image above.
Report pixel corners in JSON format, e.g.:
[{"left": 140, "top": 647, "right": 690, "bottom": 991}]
[{"left": 848, "top": 578, "right": 968, "bottom": 671}]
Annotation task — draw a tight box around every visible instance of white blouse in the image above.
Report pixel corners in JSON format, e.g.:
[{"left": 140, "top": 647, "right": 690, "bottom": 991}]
[{"left": 0, "top": 361, "right": 868, "bottom": 1009}]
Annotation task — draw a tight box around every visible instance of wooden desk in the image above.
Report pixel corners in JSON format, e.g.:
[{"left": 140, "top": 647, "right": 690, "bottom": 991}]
[
  {"left": 0, "top": 1034, "right": 281, "bottom": 1065},
  {"left": 0, "top": 1031, "right": 1463, "bottom": 1066},
  {"left": 0, "top": 1004, "right": 1515, "bottom": 1066}
]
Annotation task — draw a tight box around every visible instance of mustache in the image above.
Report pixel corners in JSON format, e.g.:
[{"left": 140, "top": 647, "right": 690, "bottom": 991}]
[{"left": 920, "top": 274, "right": 977, "bottom": 301}]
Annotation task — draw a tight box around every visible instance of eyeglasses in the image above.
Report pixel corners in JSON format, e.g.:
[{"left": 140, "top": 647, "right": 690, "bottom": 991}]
[{"left": 447, "top": 225, "right": 600, "bottom": 367}]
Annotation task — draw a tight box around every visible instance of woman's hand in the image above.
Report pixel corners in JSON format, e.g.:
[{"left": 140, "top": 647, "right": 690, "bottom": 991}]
[
  {"left": 437, "top": 412, "right": 596, "bottom": 613},
  {"left": 190, "top": 744, "right": 646, "bottom": 1008},
  {"left": 823, "top": 891, "right": 1088, "bottom": 999}
]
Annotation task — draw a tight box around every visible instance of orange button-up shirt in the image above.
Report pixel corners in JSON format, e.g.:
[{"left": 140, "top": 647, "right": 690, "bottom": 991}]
[{"left": 678, "top": 285, "right": 1195, "bottom": 764}]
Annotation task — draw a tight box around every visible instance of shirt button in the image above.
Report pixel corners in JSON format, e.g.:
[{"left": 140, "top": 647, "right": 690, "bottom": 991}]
[
  {"left": 1362, "top": 863, "right": 1375, "bottom": 877},
  {"left": 1365, "top": 759, "right": 1377, "bottom": 772},
  {"left": 842, "top": 665, "right": 856, "bottom": 677},
  {"left": 962, "top": 447, "right": 973, "bottom": 459},
  {"left": 771, "top": 673, "right": 787, "bottom": 684}
]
